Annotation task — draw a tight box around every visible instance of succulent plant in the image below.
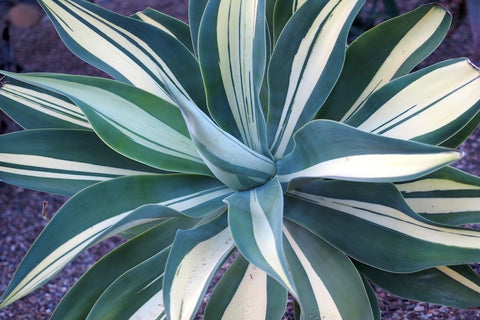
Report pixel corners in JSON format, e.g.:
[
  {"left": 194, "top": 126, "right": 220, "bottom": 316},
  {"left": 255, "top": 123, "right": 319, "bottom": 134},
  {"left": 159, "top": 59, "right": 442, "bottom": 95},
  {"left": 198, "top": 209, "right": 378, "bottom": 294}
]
[{"left": 1, "top": 0, "right": 480, "bottom": 319}]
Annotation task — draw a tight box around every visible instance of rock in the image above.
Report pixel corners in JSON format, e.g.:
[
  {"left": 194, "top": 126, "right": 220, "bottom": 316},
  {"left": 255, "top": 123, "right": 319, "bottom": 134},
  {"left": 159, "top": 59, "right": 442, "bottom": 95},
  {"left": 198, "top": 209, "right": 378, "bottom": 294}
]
[{"left": 7, "top": 4, "right": 42, "bottom": 28}]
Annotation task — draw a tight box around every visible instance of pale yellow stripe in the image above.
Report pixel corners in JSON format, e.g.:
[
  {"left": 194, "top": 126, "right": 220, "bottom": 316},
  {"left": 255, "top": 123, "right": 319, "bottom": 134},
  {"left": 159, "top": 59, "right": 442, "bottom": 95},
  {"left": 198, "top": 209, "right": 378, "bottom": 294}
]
[
  {"left": 397, "top": 179, "right": 480, "bottom": 193},
  {"left": 284, "top": 226, "right": 343, "bottom": 320},
  {"left": 278, "top": 152, "right": 460, "bottom": 183},
  {"left": 0, "top": 153, "right": 155, "bottom": 176},
  {"left": 272, "top": 0, "right": 357, "bottom": 158},
  {"left": 0, "top": 165, "right": 110, "bottom": 181},
  {"left": 129, "top": 289, "right": 165, "bottom": 320},
  {"left": 289, "top": 190, "right": 480, "bottom": 248},
  {"left": 357, "top": 62, "right": 480, "bottom": 139},
  {"left": 135, "top": 12, "right": 177, "bottom": 39},
  {"left": 5, "top": 211, "right": 131, "bottom": 304},
  {"left": 1, "top": 84, "right": 91, "bottom": 128},
  {"left": 169, "top": 228, "right": 234, "bottom": 320},
  {"left": 159, "top": 187, "right": 231, "bottom": 212},
  {"left": 341, "top": 6, "right": 446, "bottom": 122},
  {"left": 221, "top": 264, "right": 268, "bottom": 320},
  {"left": 250, "top": 190, "right": 295, "bottom": 293},
  {"left": 405, "top": 197, "right": 480, "bottom": 214},
  {"left": 436, "top": 267, "right": 480, "bottom": 293}
]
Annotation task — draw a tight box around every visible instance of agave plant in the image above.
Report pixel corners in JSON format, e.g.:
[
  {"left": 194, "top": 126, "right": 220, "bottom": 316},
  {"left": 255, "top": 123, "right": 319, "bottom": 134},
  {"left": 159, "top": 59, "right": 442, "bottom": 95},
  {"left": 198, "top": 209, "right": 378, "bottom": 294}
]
[{"left": 1, "top": 0, "right": 480, "bottom": 319}]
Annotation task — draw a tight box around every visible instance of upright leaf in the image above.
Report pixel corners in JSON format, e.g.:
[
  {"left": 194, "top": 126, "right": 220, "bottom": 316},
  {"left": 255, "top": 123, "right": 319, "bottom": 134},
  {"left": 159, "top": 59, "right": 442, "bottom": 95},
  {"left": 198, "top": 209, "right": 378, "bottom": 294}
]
[
  {"left": 0, "top": 129, "right": 162, "bottom": 196},
  {"left": 164, "top": 215, "right": 234, "bottom": 320},
  {"left": 226, "top": 177, "right": 296, "bottom": 294},
  {"left": 319, "top": 4, "right": 451, "bottom": 121},
  {"left": 276, "top": 120, "right": 461, "bottom": 185},
  {"left": 0, "top": 78, "right": 90, "bottom": 130},
  {"left": 38, "top": 0, "right": 206, "bottom": 110},
  {"left": 199, "top": 0, "right": 270, "bottom": 155},
  {"left": 267, "top": 0, "right": 364, "bottom": 158},
  {"left": 204, "top": 254, "right": 288, "bottom": 320},
  {"left": 347, "top": 59, "right": 480, "bottom": 145},
  {"left": 3, "top": 72, "right": 211, "bottom": 176},
  {"left": 283, "top": 220, "right": 374, "bottom": 320},
  {"left": 271, "top": 0, "right": 308, "bottom": 42}
]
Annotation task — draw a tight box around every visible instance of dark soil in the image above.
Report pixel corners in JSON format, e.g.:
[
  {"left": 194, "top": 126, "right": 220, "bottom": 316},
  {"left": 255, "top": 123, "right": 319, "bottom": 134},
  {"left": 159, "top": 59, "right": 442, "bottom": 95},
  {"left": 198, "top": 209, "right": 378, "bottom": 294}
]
[{"left": 1, "top": 0, "right": 480, "bottom": 319}]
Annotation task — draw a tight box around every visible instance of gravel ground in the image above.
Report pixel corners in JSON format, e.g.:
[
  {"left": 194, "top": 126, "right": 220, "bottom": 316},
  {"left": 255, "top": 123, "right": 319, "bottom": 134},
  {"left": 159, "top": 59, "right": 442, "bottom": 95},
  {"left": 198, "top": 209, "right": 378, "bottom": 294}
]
[{"left": 1, "top": 0, "right": 480, "bottom": 319}]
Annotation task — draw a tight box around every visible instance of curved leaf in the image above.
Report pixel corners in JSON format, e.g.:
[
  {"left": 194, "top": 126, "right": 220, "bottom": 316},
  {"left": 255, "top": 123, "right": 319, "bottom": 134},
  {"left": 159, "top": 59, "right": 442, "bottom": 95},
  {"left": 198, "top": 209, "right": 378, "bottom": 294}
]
[
  {"left": 132, "top": 7, "right": 193, "bottom": 52},
  {"left": 204, "top": 254, "right": 287, "bottom": 320},
  {"left": 267, "top": 0, "right": 364, "bottom": 158},
  {"left": 0, "top": 78, "right": 90, "bottom": 130},
  {"left": 357, "top": 262, "right": 480, "bottom": 309},
  {"left": 283, "top": 220, "right": 374, "bottom": 320},
  {"left": 164, "top": 214, "right": 234, "bottom": 320},
  {"left": 198, "top": 0, "right": 270, "bottom": 155},
  {"left": 162, "top": 76, "right": 275, "bottom": 191},
  {"left": 277, "top": 120, "right": 461, "bottom": 185},
  {"left": 0, "top": 129, "right": 162, "bottom": 196},
  {"left": 38, "top": 0, "right": 206, "bottom": 110},
  {"left": 188, "top": 0, "right": 209, "bottom": 55},
  {"left": 51, "top": 217, "right": 197, "bottom": 320},
  {"left": 285, "top": 180, "right": 480, "bottom": 272},
  {"left": 347, "top": 59, "right": 480, "bottom": 145},
  {"left": 271, "top": 0, "right": 308, "bottom": 42},
  {"left": 0, "top": 174, "right": 228, "bottom": 308},
  {"left": 319, "top": 4, "right": 451, "bottom": 121},
  {"left": 396, "top": 166, "right": 480, "bottom": 225},
  {"left": 3, "top": 72, "right": 211, "bottom": 176},
  {"left": 86, "top": 248, "right": 170, "bottom": 320},
  {"left": 226, "top": 177, "right": 296, "bottom": 294}
]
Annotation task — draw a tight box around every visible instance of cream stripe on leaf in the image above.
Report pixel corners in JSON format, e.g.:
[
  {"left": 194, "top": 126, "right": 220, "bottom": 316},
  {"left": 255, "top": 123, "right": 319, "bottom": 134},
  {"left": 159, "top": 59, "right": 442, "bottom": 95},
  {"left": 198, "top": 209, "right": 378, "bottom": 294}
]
[
  {"left": 226, "top": 177, "right": 297, "bottom": 295},
  {"left": 131, "top": 8, "right": 193, "bottom": 53},
  {"left": 38, "top": 0, "right": 207, "bottom": 111},
  {"left": 162, "top": 74, "right": 275, "bottom": 191},
  {"left": 357, "top": 262, "right": 480, "bottom": 309},
  {"left": 164, "top": 215, "right": 234, "bottom": 320},
  {"left": 204, "top": 254, "right": 287, "bottom": 320},
  {"left": 347, "top": 59, "right": 480, "bottom": 146},
  {"left": 51, "top": 217, "right": 197, "bottom": 320},
  {"left": 198, "top": 0, "right": 270, "bottom": 155},
  {"left": 267, "top": 0, "right": 364, "bottom": 158},
  {"left": 277, "top": 120, "right": 461, "bottom": 186},
  {"left": 396, "top": 166, "right": 480, "bottom": 225},
  {"left": 0, "top": 78, "right": 90, "bottom": 130},
  {"left": 285, "top": 180, "right": 480, "bottom": 272},
  {"left": 283, "top": 220, "right": 374, "bottom": 320},
  {"left": 0, "top": 129, "right": 163, "bottom": 196},
  {"left": 3, "top": 72, "right": 212, "bottom": 176},
  {"left": 318, "top": 4, "right": 451, "bottom": 122},
  {"left": 86, "top": 249, "right": 170, "bottom": 320},
  {"left": 0, "top": 174, "right": 227, "bottom": 309}
]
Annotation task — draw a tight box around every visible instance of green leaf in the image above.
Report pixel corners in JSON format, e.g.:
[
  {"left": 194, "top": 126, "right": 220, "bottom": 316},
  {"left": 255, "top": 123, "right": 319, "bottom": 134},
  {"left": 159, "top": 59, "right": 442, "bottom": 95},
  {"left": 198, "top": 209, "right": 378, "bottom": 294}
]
[
  {"left": 162, "top": 76, "right": 275, "bottom": 191},
  {"left": 361, "top": 276, "right": 381, "bottom": 320},
  {"left": 441, "top": 110, "right": 480, "bottom": 148},
  {"left": 283, "top": 220, "right": 374, "bottom": 320},
  {"left": 198, "top": 0, "right": 270, "bottom": 155},
  {"left": 132, "top": 7, "right": 193, "bottom": 52},
  {"left": 0, "top": 129, "right": 162, "bottom": 196},
  {"left": 276, "top": 120, "right": 461, "bottom": 185},
  {"left": 285, "top": 180, "right": 480, "bottom": 272},
  {"left": 0, "top": 174, "right": 228, "bottom": 308},
  {"left": 86, "top": 248, "right": 170, "bottom": 320},
  {"left": 226, "top": 177, "right": 296, "bottom": 294},
  {"left": 38, "top": 0, "right": 206, "bottom": 110},
  {"left": 188, "top": 0, "right": 209, "bottom": 55},
  {"left": 396, "top": 166, "right": 480, "bottom": 225},
  {"left": 204, "top": 254, "right": 287, "bottom": 320},
  {"left": 3, "top": 72, "right": 212, "bottom": 176},
  {"left": 357, "top": 262, "right": 480, "bottom": 309},
  {"left": 271, "top": 0, "right": 307, "bottom": 42},
  {"left": 318, "top": 4, "right": 451, "bottom": 121},
  {"left": 164, "top": 214, "right": 234, "bottom": 320},
  {"left": 51, "top": 217, "right": 197, "bottom": 320},
  {"left": 0, "top": 78, "right": 90, "bottom": 130},
  {"left": 267, "top": 0, "right": 364, "bottom": 158},
  {"left": 346, "top": 59, "right": 480, "bottom": 145}
]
